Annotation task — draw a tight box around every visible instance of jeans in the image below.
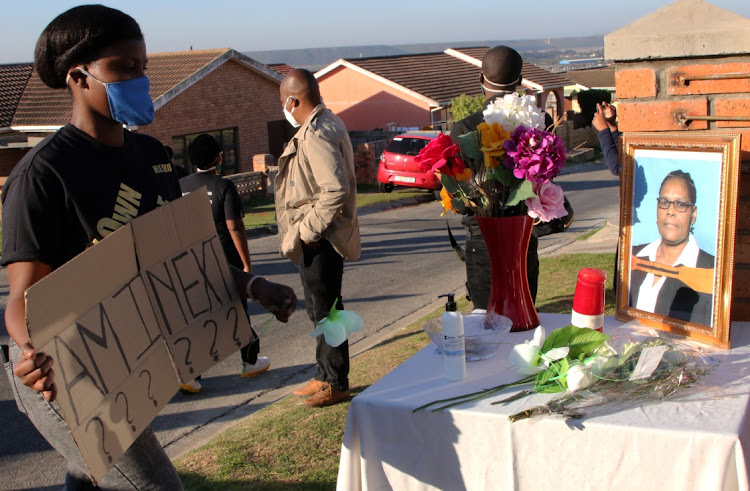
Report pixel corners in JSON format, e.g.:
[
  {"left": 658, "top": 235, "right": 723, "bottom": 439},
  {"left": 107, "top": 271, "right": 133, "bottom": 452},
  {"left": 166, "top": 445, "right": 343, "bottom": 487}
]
[
  {"left": 463, "top": 216, "right": 539, "bottom": 310},
  {"left": 4, "top": 341, "right": 183, "bottom": 490},
  {"left": 298, "top": 239, "right": 349, "bottom": 391}
]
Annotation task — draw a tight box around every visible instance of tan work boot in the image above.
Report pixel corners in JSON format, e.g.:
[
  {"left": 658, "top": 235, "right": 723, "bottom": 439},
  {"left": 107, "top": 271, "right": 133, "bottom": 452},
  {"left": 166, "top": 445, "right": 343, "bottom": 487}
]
[
  {"left": 293, "top": 379, "right": 324, "bottom": 396},
  {"left": 304, "top": 382, "right": 351, "bottom": 407}
]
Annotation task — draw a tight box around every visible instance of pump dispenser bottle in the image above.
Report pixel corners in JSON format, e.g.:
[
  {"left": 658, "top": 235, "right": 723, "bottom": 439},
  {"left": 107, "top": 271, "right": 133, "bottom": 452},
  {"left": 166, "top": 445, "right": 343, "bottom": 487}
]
[{"left": 439, "top": 293, "right": 465, "bottom": 381}]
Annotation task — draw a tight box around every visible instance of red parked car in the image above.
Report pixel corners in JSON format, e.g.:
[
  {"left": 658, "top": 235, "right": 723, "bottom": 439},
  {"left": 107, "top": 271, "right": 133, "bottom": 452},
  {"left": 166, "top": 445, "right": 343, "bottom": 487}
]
[{"left": 376, "top": 133, "right": 441, "bottom": 196}]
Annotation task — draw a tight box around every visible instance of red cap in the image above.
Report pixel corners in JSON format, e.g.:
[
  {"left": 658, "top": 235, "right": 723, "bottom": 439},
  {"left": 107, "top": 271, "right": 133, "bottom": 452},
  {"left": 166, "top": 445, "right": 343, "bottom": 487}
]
[{"left": 572, "top": 268, "right": 606, "bottom": 316}]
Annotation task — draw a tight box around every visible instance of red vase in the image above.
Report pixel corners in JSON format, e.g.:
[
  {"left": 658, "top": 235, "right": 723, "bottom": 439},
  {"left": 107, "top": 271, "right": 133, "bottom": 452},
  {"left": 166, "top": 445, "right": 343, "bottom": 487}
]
[{"left": 476, "top": 215, "right": 540, "bottom": 332}]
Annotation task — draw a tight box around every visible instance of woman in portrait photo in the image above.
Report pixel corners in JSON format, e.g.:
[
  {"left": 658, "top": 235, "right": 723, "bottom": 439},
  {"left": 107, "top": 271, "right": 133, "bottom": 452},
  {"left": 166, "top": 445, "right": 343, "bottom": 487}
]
[{"left": 629, "top": 170, "right": 715, "bottom": 326}]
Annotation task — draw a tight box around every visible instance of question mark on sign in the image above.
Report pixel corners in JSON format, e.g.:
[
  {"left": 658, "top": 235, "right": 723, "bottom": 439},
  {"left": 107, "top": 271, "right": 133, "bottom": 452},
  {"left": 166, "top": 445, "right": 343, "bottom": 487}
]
[
  {"left": 85, "top": 417, "right": 112, "bottom": 463},
  {"left": 204, "top": 320, "right": 219, "bottom": 361},
  {"left": 139, "top": 370, "right": 158, "bottom": 407},
  {"left": 174, "top": 336, "right": 194, "bottom": 374},
  {"left": 115, "top": 391, "right": 136, "bottom": 432},
  {"left": 228, "top": 306, "right": 241, "bottom": 347}
]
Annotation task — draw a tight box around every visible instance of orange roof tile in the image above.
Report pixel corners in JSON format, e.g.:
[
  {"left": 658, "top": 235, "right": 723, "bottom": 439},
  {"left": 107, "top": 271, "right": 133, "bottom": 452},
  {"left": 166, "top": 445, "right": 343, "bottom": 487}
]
[
  {"left": 344, "top": 52, "right": 481, "bottom": 105},
  {"left": 268, "top": 63, "right": 295, "bottom": 76},
  {"left": 12, "top": 48, "right": 280, "bottom": 128},
  {"left": 0, "top": 63, "right": 32, "bottom": 127}
]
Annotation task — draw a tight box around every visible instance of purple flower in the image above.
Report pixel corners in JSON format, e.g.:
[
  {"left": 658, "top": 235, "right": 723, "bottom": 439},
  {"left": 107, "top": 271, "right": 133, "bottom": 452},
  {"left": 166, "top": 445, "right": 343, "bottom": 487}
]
[{"left": 503, "top": 126, "right": 566, "bottom": 183}]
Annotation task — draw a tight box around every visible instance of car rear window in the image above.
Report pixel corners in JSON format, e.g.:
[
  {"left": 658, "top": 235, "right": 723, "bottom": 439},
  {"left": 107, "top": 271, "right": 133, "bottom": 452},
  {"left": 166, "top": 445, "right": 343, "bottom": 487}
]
[{"left": 386, "top": 137, "right": 431, "bottom": 156}]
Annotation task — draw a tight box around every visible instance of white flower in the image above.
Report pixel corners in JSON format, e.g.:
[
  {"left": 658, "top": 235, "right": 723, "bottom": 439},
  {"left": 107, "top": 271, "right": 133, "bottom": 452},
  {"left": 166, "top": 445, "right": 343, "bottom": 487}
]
[
  {"left": 483, "top": 93, "right": 546, "bottom": 133},
  {"left": 567, "top": 355, "right": 610, "bottom": 391},
  {"left": 566, "top": 364, "right": 594, "bottom": 391},
  {"left": 311, "top": 307, "right": 363, "bottom": 347},
  {"left": 509, "top": 325, "right": 569, "bottom": 376}
]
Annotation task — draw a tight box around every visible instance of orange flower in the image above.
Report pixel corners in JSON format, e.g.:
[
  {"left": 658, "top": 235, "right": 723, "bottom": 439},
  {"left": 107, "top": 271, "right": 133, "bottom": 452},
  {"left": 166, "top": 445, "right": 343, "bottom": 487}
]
[
  {"left": 478, "top": 122, "right": 510, "bottom": 169},
  {"left": 440, "top": 187, "right": 455, "bottom": 215},
  {"left": 454, "top": 167, "right": 473, "bottom": 182}
]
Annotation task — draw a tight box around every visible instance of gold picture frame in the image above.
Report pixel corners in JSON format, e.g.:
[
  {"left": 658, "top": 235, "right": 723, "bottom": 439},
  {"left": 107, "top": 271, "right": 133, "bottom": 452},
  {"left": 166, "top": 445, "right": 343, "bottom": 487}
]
[{"left": 616, "top": 132, "right": 741, "bottom": 349}]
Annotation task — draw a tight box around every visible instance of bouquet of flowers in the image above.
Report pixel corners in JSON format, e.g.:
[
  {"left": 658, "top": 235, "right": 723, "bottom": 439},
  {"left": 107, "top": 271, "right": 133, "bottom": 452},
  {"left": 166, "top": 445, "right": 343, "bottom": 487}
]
[
  {"left": 417, "top": 93, "right": 568, "bottom": 219},
  {"left": 414, "top": 325, "right": 715, "bottom": 420}
]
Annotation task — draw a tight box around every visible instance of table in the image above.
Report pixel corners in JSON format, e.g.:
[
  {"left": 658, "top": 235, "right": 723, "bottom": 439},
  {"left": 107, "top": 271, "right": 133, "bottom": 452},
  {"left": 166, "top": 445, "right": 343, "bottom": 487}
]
[{"left": 337, "top": 314, "right": 750, "bottom": 491}]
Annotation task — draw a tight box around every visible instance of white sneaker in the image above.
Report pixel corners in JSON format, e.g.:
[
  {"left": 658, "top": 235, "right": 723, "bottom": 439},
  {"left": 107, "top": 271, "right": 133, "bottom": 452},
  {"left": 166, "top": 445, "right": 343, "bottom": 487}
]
[
  {"left": 179, "top": 379, "right": 202, "bottom": 393},
  {"left": 241, "top": 357, "right": 271, "bottom": 378}
]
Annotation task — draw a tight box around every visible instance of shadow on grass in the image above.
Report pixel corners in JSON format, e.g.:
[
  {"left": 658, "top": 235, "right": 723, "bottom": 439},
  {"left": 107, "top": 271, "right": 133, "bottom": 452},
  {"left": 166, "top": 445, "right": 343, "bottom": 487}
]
[{"left": 179, "top": 475, "right": 335, "bottom": 491}]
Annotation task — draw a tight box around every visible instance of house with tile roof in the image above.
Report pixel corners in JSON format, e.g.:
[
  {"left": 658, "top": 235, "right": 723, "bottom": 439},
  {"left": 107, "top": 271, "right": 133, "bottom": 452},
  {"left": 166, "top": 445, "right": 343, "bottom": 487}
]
[
  {"left": 0, "top": 63, "right": 33, "bottom": 178},
  {"left": 314, "top": 47, "right": 571, "bottom": 131},
  {"left": 564, "top": 65, "right": 616, "bottom": 93},
  {"left": 1, "top": 48, "right": 289, "bottom": 179},
  {"left": 563, "top": 65, "right": 616, "bottom": 113}
]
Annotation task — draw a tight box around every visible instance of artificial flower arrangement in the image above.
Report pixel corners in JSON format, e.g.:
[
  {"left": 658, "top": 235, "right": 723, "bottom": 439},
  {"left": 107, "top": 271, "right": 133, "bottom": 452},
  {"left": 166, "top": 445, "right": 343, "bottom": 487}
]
[
  {"left": 417, "top": 93, "right": 568, "bottom": 220},
  {"left": 414, "top": 325, "right": 714, "bottom": 421}
]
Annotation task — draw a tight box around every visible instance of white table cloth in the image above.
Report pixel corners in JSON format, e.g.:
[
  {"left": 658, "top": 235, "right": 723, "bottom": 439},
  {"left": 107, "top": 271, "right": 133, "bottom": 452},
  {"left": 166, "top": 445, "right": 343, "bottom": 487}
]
[{"left": 337, "top": 314, "right": 750, "bottom": 491}]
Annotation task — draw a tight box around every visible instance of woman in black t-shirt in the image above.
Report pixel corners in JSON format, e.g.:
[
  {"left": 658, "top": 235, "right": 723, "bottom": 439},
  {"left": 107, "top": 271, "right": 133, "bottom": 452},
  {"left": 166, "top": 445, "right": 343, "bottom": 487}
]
[{"left": 1, "top": 6, "right": 296, "bottom": 489}]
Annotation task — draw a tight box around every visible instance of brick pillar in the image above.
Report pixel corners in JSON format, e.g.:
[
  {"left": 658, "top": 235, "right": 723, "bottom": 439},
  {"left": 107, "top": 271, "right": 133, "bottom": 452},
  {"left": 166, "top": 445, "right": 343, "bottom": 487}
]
[
  {"left": 252, "top": 154, "right": 275, "bottom": 173},
  {"left": 605, "top": 0, "right": 750, "bottom": 321}
]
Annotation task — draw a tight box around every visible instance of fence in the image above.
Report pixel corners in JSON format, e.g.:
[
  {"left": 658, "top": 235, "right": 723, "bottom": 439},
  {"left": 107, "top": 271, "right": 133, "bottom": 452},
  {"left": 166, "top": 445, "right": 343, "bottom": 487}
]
[{"left": 225, "top": 171, "right": 266, "bottom": 201}]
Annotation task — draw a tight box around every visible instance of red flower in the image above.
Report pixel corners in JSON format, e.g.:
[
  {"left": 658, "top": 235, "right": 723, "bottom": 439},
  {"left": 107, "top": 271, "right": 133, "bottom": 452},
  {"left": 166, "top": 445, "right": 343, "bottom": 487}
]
[{"left": 415, "top": 133, "right": 467, "bottom": 178}]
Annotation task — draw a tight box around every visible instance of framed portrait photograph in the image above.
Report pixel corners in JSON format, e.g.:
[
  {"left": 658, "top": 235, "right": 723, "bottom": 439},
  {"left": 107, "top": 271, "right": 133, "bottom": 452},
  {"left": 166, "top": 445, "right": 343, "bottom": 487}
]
[{"left": 616, "top": 132, "right": 742, "bottom": 349}]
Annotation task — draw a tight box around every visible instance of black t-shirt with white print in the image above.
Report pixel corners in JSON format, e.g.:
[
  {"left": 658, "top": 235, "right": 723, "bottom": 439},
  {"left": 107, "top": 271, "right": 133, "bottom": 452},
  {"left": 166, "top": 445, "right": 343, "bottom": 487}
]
[
  {"left": 1, "top": 123, "right": 181, "bottom": 269},
  {"left": 178, "top": 172, "right": 244, "bottom": 269}
]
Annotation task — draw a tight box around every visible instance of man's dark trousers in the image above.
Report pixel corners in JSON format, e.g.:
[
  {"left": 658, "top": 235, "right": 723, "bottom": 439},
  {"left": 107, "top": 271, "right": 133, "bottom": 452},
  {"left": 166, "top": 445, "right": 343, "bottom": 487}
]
[{"left": 299, "top": 239, "right": 349, "bottom": 391}]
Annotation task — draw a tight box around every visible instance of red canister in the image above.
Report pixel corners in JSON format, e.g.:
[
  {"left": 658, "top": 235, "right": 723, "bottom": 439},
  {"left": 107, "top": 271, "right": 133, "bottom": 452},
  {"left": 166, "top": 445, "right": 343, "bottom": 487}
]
[{"left": 571, "top": 268, "right": 606, "bottom": 332}]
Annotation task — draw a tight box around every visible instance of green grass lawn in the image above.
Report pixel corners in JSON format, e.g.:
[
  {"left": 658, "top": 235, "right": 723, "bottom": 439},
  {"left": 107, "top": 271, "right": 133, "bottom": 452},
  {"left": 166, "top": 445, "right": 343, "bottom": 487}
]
[{"left": 174, "top": 252, "right": 616, "bottom": 489}]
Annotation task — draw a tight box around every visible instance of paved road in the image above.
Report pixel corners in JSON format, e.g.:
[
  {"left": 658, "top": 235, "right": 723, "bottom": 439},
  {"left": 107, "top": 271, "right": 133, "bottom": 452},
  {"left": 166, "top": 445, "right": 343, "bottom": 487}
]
[{"left": 0, "top": 162, "right": 619, "bottom": 490}]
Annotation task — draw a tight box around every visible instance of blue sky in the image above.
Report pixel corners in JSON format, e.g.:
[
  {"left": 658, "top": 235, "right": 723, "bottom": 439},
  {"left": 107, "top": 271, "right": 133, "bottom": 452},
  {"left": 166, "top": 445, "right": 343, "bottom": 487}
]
[{"left": 2, "top": 0, "right": 750, "bottom": 63}]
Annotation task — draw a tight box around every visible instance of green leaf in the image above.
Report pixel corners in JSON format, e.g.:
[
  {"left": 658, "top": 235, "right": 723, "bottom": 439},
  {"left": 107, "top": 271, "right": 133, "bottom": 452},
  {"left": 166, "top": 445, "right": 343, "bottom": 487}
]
[
  {"left": 506, "top": 179, "right": 536, "bottom": 207},
  {"left": 542, "top": 326, "right": 610, "bottom": 361},
  {"left": 451, "top": 198, "right": 467, "bottom": 214},
  {"left": 493, "top": 166, "right": 517, "bottom": 188},
  {"left": 457, "top": 131, "right": 483, "bottom": 162},
  {"left": 440, "top": 173, "right": 460, "bottom": 194},
  {"left": 534, "top": 358, "right": 569, "bottom": 393}
]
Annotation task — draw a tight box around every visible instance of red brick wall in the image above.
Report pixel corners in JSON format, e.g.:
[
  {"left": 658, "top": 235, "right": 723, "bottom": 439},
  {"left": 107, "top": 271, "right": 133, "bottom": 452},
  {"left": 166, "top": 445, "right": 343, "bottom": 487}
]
[
  {"left": 145, "top": 60, "right": 280, "bottom": 174},
  {"left": 615, "top": 56, "right": 750, "bottom": 320}
]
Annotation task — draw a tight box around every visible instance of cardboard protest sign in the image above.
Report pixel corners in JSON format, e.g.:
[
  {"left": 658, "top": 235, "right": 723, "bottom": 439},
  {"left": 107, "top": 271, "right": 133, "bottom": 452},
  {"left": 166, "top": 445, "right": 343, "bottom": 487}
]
[{"left": 24, "top": 189, "right": 252, "bottom": 482}]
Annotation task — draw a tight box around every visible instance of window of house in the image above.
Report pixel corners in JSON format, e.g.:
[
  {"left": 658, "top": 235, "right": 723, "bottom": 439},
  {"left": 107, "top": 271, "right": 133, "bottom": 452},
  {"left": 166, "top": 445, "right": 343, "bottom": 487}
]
[{"left": 171, "top": 127, "right": 239, "bottom": 176}]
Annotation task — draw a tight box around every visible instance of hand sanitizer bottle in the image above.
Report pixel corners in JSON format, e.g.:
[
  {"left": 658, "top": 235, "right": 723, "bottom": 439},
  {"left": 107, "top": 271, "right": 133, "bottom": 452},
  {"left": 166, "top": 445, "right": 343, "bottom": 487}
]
[{"left": 440, "top": 293, "right": 465, "bottom": 381}]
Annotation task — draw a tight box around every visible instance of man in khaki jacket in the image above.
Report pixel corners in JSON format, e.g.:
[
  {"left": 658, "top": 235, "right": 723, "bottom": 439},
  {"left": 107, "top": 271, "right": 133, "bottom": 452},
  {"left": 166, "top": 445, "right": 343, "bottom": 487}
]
[{"left": 275, "top": 69, "right": 361, "bottom": 407}]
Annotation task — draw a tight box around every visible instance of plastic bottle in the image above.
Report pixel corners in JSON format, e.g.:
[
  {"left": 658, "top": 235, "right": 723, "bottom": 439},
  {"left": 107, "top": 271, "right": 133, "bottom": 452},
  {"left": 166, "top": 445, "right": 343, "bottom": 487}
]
[{"left": 439, "top": 293, "right": 465, "bottom": 381}]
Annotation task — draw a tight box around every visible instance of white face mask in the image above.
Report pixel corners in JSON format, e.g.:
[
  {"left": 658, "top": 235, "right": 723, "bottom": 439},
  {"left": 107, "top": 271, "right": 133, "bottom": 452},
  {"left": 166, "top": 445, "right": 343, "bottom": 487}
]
[{"left": 283, "top": 96, "right": 301, "bottom": 128}]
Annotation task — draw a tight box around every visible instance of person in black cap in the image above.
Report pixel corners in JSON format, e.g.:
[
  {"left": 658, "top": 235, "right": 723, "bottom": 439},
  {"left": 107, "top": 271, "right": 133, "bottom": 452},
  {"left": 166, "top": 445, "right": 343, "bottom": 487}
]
[
  {"left": 179, "top": 134, "right": 270, "bottom": 393},
  {"left": 449, "top": 46, "right": 541, "bottom": 310}
]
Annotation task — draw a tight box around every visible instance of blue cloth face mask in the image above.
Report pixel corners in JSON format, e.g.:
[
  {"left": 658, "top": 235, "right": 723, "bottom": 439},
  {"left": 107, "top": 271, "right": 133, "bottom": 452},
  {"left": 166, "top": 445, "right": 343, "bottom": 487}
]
[{"left": 74, "top": 67, "right": 155, "bottom": 126}]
